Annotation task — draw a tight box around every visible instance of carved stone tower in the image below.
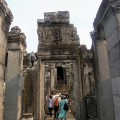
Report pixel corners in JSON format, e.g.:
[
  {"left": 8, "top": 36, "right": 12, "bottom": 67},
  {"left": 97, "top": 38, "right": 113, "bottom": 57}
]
[{"left": 36, "top": 11, "right": 81, "bottom": 120}]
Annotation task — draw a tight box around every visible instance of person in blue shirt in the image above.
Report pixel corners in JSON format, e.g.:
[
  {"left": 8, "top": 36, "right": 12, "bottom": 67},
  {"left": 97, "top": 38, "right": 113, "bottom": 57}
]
[{"left": 57, "top": 96, "right": 68, "bottom": 120}]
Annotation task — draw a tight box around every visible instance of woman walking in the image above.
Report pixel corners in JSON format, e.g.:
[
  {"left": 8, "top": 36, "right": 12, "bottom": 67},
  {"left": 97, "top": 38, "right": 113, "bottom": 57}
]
[{"left": 57, "top": 96, "right": 68, "bottom": 120}]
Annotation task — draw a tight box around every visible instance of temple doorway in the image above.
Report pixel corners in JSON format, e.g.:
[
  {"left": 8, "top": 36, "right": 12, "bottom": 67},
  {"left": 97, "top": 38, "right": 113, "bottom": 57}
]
[
  {"left": 57, "top": 67, "right": 64, "bottom": 80},
  {"left": 57, "top": 67, "right": 64, "bottom": 84}
]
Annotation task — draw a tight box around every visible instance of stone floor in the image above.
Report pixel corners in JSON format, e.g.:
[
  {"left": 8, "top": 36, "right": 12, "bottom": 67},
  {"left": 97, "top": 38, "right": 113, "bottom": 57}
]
[{"left": 45, "top": 110, "right": 76, "bottom": 120}]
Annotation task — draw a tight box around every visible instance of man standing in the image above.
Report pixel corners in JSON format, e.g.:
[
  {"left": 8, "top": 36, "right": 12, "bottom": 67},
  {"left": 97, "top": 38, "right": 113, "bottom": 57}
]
[{"left": 54, "top": 96, "right": 59, "bottom": 119}]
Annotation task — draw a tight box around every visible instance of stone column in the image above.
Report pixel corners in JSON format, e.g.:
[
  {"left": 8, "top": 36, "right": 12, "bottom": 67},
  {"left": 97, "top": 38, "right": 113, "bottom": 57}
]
[
  {"left": 50, "top": 64, "right": 55, "bottom": 90},
  {"left": 4, "top": 26, "right": 26, "bottom": 120},
  {"left": 73, "top": 58, "right": 81, "bottom": 120},
  {"left": 0, "top": 1, "right": 12, "bottom": 120},
  {"left": 65, "top": 63, "right": 69, "bottom": 86},
  {"left": 91, "top": 32, "right": 115, "bottom": 120},
  {"left": 55, "top": 68, "right": 57, "bottom": 86},
  {"left": 83, "top": 63, "right": 90, "bottom": 96},
  {"left": 38, "top": 60, "right": 44, "bottom": 120}
]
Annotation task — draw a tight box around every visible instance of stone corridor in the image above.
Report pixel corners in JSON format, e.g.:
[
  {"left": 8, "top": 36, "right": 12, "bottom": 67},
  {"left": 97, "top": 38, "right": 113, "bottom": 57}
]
[{"left": 2, "top": 0, "right": 117, "bottom": 119}]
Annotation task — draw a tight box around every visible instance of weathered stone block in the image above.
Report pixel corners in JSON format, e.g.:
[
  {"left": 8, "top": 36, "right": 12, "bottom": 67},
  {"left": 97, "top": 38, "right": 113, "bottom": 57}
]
[
  {"left": 0, "top": 18, "right": 7, "bottom": 47},
  {"left": 112, "top": 59, "right": 120, "bottom": 77},
  {"left": 44, "top": 11, "right": 69, "bottom": 23},
  {"left": 0, "top": 64, "right": 4, "bottom": 79},
  {"left": 0, "top": 46, "right": 6, "bottom": 65},
  {"left": 8, "top": 42, "right": 19, "bottom": 50}
]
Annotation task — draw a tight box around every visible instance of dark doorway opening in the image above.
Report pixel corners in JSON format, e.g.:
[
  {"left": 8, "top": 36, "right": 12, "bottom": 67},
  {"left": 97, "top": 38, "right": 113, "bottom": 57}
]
[{"left": 57, "top": 67, "right": 64, "bottom": 81}]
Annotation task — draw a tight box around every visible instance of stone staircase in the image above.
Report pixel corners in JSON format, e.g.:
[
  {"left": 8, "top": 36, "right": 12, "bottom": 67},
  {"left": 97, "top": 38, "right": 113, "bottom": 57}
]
[{"left": 54, "top": 83, "right": 70, "bottom": 94}]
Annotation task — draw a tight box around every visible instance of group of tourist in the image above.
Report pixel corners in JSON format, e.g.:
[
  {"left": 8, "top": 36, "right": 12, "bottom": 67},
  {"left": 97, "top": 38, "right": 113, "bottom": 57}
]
[{"left": 46, "top": 93, "right": 69, "bottom": 120}]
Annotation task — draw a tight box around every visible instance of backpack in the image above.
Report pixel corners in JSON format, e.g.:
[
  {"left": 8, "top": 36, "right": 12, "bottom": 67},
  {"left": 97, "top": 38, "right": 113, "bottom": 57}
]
[
  {"left": 63, "top": 102, "right": 69, "bottom": 111},
  {"left": 54, "top": 99, "right": 59, "bottom": 106}
]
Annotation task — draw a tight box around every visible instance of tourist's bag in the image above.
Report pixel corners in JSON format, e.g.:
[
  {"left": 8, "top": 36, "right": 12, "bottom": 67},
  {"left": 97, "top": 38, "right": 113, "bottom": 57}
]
[{"left": 63, "top": 102, "right": 69, "bottom": 111}]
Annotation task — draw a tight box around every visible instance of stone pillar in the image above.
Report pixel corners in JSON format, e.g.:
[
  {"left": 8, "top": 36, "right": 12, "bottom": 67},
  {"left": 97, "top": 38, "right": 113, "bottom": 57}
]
[
  {"left": 91, "top": 32, "right": 115, "bottom": 120},
  {"left": 84, "top": 64, "right": 90, "bottom": 95},
  {"left": 55, "top": 68, "right": 57, "bottom": 85},
  {"left": 0, "top": 1, "right": 12, "bottom": 120},
  {"left": 73, "top": 58, "right": 81, "bottom": 120},
  {"left": 38, "top": 60, "right": 44, "bottom": 120},
  {"left": 50, "top": 64, "right": 55, "bottom": 90},
  {"left": 4, "top": 26, "right": 26, "bottom": 120}
]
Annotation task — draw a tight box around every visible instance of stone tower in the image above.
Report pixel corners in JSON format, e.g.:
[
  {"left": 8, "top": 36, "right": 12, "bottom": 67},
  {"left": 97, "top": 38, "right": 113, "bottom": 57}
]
[
  {"left": 4, "top": 26, "right": 26, "bottom": 120},
  {"left": 0, "top": 1, "right": 12, "bottom": 120},
  {"left": 36, "top": 11, "right": 81, "bottom": 120}
]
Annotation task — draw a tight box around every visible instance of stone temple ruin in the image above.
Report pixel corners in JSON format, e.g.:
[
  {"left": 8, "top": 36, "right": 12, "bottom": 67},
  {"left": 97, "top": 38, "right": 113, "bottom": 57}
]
[
  {"left": 36, "top": 11, "right": 81, "bottom": 119},
  {"left": 2, "top": 0, "right": 120, "bottom": 120},
  {"left": 0, "top": 0, "right": 99, "bottom": 120}
]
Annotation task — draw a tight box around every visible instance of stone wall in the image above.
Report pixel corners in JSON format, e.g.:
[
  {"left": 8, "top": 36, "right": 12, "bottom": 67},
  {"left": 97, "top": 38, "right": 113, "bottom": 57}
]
[
  {"left": 0, "top": 1, "right": 12, "bottom": 120},
  {"left": 4, "top": 26, "right": 26, "bottom": 120},
  {"left": 22, "top": 68, "right": 37, "bottom": 119},
  {"left": 80, "top": 45, "right": 97, "bottom": 120},
  {"left": 91, "top": 0, "right": 120, "bottom": 120},
  {"left": 37, "top": 11, "right": 79, "bottom": 55}
]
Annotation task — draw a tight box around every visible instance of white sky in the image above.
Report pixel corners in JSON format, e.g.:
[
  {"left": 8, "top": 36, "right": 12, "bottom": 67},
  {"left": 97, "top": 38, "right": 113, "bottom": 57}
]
[{"left": 6, "top": 0, "right": 102, "bottom": 52}]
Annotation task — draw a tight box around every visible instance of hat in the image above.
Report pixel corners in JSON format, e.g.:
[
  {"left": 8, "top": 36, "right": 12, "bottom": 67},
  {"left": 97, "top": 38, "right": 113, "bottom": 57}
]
[
  {"left": 59, "top": 93, "right": 61, "bottom": 96},
  {"left": 55, "top": 95, "right": 59, "bottom": 99},
  {"left": 55, "top": 96, "right": 59, "bottom": 99}
]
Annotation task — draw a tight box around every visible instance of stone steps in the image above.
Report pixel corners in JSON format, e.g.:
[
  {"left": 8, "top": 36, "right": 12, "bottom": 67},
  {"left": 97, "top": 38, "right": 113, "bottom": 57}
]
[
  {"left": 45, "top": 110, "right": 75, "bottom": 120},
  {"left": 54, "top": 84, "right": 70, "bottom": 94}
]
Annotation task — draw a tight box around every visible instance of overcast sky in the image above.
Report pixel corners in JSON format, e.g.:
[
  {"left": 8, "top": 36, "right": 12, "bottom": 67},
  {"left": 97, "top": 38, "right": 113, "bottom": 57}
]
[{"left": 6, "top": 0, "right": 102, "bottom": 52}]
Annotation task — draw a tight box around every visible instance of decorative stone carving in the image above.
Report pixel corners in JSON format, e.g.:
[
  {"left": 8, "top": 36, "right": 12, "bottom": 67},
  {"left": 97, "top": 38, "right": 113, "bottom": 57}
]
[
  {"left": 65, "top": 63, "right": 73, "bottom": 86},
  {"left": 44, "top": 11, "right": 69, "bottom": 23},
  {"left": 53, "top": 27, "right": 61, "bottom": 44},
  {"left": 8, "top": 26, "right": 26, "bottom": 48},
  {"left": 56, "top": 62, "right": 63, "bottom": 67},
  {"left": 9, "top": 26, "right": 26, "bottom": 40},
  {"left": 10, "top": 26, "right": 21, "bottom": 33},
  {"left": 37, "top": 11, "right": 80, "bottom": 48}
]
